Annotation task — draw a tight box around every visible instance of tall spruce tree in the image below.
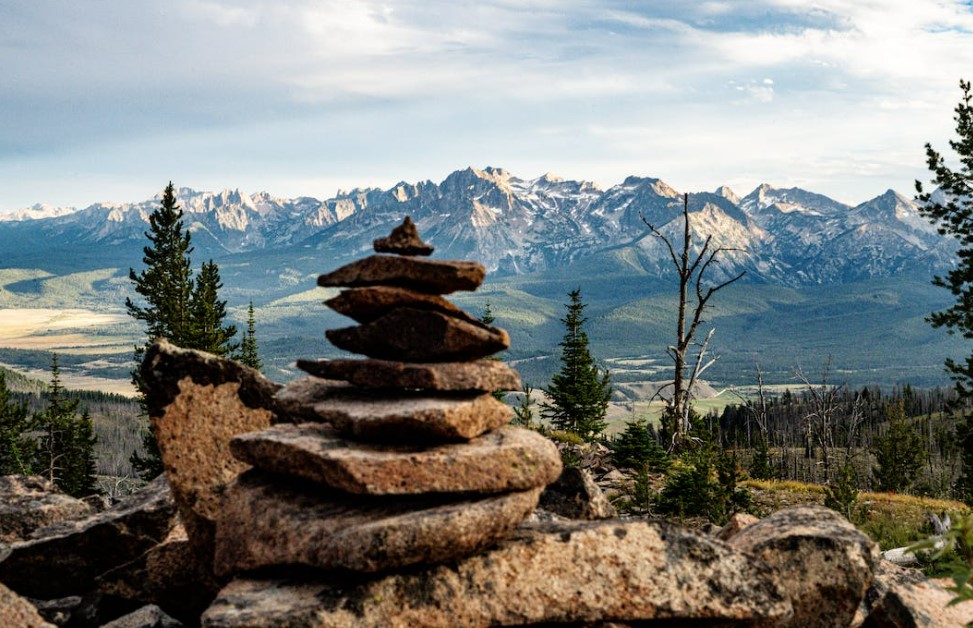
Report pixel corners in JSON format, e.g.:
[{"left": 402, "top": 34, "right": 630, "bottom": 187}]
[
  {"left": 237, "top": 299, "right": 262, "bottom": 371},
  {"left": 189, "top": 260, "right": 237, "bottom": 356},
  {"left": 0, "top": 371, "right": 35, "bottom": 475},
  {"left": 541, "top": 288, "right": 611, "bottom": 441},
  {"left": 916, "top": 79, "right": 973, "bottom": 399},
  {"left": 871, "top": 401, "right": 923, "bottom": 493}
]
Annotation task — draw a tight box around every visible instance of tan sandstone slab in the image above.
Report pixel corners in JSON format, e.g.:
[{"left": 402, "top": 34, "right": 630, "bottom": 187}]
[
  {"left": 372, "top": 216, "right": 434, "bottom": 256},
  {"left": 275, "top": 376, "right": 513, "bottom": 440},
  {"left": 729, "top": 505, "right": 880, "bottom": 628},
  {"left": 317, "top": 255, "right": 484, "bottom": 294},
  {"left": 327, "top": 307, "right": 509, "bottom": 362},
  {"left": 325, "top": 286, "right": 485, "bottom": 327},
  {"left": 230, "top": 424, "right": 561, "bottom": 495},
  {"left": 141, "top": 340, "right": 280, "bottom": 564},
  {"left": 296, "top": 358, "right": 521, "bottom": 393},
  {"left": 213, "top": 470, "right": 541, "bottom": 577},
  {"left": 202, "top": 519, "right": 792, "bottom": 627}
]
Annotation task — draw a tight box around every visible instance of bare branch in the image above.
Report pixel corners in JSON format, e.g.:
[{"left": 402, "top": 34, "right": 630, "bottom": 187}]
[{"left": 639, "top": 211, "right": 681, "bottom": 273}]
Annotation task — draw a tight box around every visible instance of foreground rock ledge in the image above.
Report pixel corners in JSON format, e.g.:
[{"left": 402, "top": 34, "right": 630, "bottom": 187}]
[
  {"left": 213, "top": 470, "right": 542, "bottom": 577},
  {"left": 230, "top": 423, "right": 560, "bottom": 495},
  {"left": 203, "top": 519, "right": 791, "bottom": 627}
]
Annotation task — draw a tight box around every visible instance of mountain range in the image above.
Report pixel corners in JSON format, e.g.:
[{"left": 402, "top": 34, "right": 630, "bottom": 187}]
[{"left": 0, "top": 166, "right": 955, "bottom": 287}]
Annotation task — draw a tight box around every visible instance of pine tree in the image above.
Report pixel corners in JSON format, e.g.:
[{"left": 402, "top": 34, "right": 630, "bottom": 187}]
[
  {"left": 955, "top": 412, "right": 973, "bottom": 505},
  {"left": 189, "top": 260, "right": 237, "bottom": 356},
  {"left": 237, "top": 299, "right": 262, "bottom": 371},
  {"left": 62, "top": 409, "right": 98, "bottom": 498},
  {"left": 611, "top": 418, "right": 668, "bottom": 471},
  {"left": 916, "top": 80, "right": 973, "bottom": 399},
  {"left": 871, "top": 401, "right": 923, "bottom": 493},
  {"left": 541, "top": 288, "right": 612, "bottom": 441},
  {"left": 512, "top": 384, "right": 537, "bottom": 430},
  {"left": 480, "top": 302, "right": 505, "bottom": 401},
  {"left": 0, "top": 371, "right": 35, "bottom": 475}
]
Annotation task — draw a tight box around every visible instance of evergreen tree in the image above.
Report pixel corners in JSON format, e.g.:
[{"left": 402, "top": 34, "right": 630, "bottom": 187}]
[
  {"left": 611, "top": 418, "right": 668, "bottom": 471},
  {"left": 0, "top": 371, "right": 35, "bottom": 475},
  {"left": 541, "top": 289, "right": 612, "bottom": 441},
  {"left": 955, "top": 412, "right": 973, "bottom": 505},
  {"left": 871, "top": 401, "right": 923, "bottom": 493},
  {"left": 62, "top": 409, "right": 98, "bottom": 498},
  {"left": 512, "top": 384, "right": 537, "bottom": 430},
  {"left": 237, "top": 299, "right": 262, "bottom": 371},
  {"left": 480, "top": 302, "right": 506, "bottom": 401},
  {"left": 916, "top": 80, "right": 973, "bottom": 399},
  {"left": 189, "top": 260, "right": 237, "bottom": 356}
]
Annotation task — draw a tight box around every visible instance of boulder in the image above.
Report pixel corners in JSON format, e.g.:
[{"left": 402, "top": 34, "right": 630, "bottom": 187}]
[
  {"left": 0, "top": 475, "right": 92, "bottom": 543},
  {"left": 0, "top": 476, "right": 175, "bottom": 600},
  {"left": 100, "top": 604, "right": 183, "bottom": 628},
  {"left": 97, "top": 522, "right": 221, "bottom": 624},
  {"left": 317, "top": 255, "right": 485, "bottom": 294},
  {"left": 202, "top": 519, "right": 792, "bottom": 627},
  {"left": 372, "top": 216, "right": 434, "bottom": 256},
  {"left": 275, "top": 377, "right": 513, "bottom": 441},
  {"left": 326, "top": 307, "right": 509, "bottom": 362},
  {"left": 140, "top": 340, "right": 279, "bottom": 563},
  {"left": 294, "top": 358, "right": 521, "bottom": 393},
  {"left": 728, "top": 505, "right": 880, "bottom": 627},
  {"left": 214, "top": 470, "right": 541, "bottom": 577},
  {"left": 0, "top": 581, "right": 51, "bottom": 628},
  {"left": 860, "top": 560, "right": 973, "bottom": 627},
  {"left": 230, "top": 424, "right": 561, "bottom": 495},
  {"left": 716, "top": 512, "right": 760, "bottom": 541},
  {"left": 325, "top": 286, "right": 485, "bottom": 326},
  {"left": 538, "top": 467, "right": 616, "bottom": 520}
]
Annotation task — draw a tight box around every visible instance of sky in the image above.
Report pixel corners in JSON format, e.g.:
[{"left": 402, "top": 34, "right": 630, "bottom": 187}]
[{"left": 2, "top": 0, "right": 973, "bottom": 212}]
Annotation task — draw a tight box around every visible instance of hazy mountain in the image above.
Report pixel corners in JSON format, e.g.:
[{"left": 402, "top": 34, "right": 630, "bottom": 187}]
[{"left": 0, "top": 167, "right": 954, "bottom": 287}]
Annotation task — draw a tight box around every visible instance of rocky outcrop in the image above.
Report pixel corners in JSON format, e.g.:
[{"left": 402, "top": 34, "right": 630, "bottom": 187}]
[
  {"left": 99, "top": 604, "right": 183, "bottom": 628},
  {"left": 860, "top": 561, "right": 973, "bottom": 627},
  {"left": 0, "top": 581, "right": 52, "bottom": 628},
  {"left": 729, "top": 505, "right": 881, "bottom": 628},
  {"left": 140, "top": 340, "right": 280, "bottom": 562},
  {"left": 202, "top": 519, "right": 792, "bottom": 627},
  {"left": 538, "top": 467, "right": 616, "bottom": 520},
  {"left": 0, "top": 475, "right": 92, "bottom": 543},
  {"left": 0, "top": 476, "right": 176, "bottom": 600}
]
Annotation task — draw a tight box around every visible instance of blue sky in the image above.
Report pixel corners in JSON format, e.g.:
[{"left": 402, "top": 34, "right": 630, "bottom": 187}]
[{"left": 2, "top": 0, "right": 973, "bottom": 212}]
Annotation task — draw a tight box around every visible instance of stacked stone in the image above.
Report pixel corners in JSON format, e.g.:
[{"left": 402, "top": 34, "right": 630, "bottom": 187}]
[{"left": 213, "top": 217, "right": 562, "bottom": 578}]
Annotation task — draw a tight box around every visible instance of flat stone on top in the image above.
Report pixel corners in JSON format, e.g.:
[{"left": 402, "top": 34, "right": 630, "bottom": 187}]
[
  {"left": 275, "top": 377, "right": 514, "bottom": 440},
  {"left": 317, "top": 255, "right": 484, "bottom": 294},
  {"left": 296, "top": 358, "right": 521, "bottom": 393},
  {"left": 325, "top": 286, "right": 485, "bottom": 327},
  {"left": 372, "top": 216, "right": 434, "bottom": 256},
  {"left": 213, "top": 470, "right": 542, "bottom": 577},
  {"left": 230, "top": 424, "right": 560, "bottom": 495},
  {"left": 327, "top": 307, "right": 509, "bottom": 362}
]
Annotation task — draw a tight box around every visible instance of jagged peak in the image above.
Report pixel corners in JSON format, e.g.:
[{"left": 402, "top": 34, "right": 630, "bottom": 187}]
[{"left": 714, "top": 185, "right": 741, "bottom": 205}]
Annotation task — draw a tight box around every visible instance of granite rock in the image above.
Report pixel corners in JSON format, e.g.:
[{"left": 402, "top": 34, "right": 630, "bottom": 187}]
[
  {"left": 716, "top": 512, "right": 760, "bottom": 541},
  {"left": 213, "top": 470, "right": 541, "bottom": 577},
  {"left": 141, "top": 340, "right": 279, "bottom": 563},
  {"left": 0, "top": 582, "right": 51, "bottom": 628},
  {"left": 100, "top": 604, "right": 183, "bottom": 628},
  {"left": 317, "top": 255, "right": 485, "bottom": 294},
  {"left": 274, "top": 377, "right": 513, "bottom": 440},
  {"left": 230, "top": 424, "right": 561, "bottom": 495},
  {"left": 729, "top": 505, "right": 880, "bottom": 627},
  {"left": 0, "top": 476, "right": 176, "bottom": 600},
  {"left": 538, "top": 467, "right": 616, "bottom": 520},
  {"left": 327, "top": 307, "right": 509, "bottom": 362},
  {"left": 860, "top": 560, "right": 973, "bottom": 627},
  {"left": 372, "top": 216, "right": 434, "bottom": 256},
  {"left": 325, "top": 286, "right": 484, "bottom": 326},
  {"left": 202, "top": 519, "right": 792, "bottom": 627},
  {"left": 0, "top": 475, "right": 92, "bottom": 544},
  {"left": 295, "top": 358, "right": 521, "bottom": 393}
]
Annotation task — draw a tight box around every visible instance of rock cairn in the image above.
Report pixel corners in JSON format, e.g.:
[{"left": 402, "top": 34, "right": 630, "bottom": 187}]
[{"left": 213, "top": 216, "right": 562, "bottom": 577}]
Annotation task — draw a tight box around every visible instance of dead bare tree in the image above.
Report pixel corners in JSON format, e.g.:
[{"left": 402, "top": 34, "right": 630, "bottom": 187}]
[{"left": 641, "top": 193, "right": 746, "bottom": 446}]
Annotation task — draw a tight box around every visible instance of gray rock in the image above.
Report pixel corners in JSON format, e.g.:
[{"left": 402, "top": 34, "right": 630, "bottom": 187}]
[
  {"left": 0, "top": 476, "right": 175, "bottom": 600},
  {"left": 230, "top": 423, "right": 560, "bottom": 495},
  {"left": 296, "top": 357, "right": 521, "bottom": 393},
  {"left": 141, "top": 340, "right": 279, "bottom": 563},
  {"left": 538, "top": 467, "right": 617, "bottom": 520},
  {"left": 0, "top": 475, "right": 92, "bottom": 543},
  {"left": 213, "top": 470, "right": 542, "bottom": 577},
  {"left": 325, "top": 286, "right": 486, "bottom": 326},
  {"left": 317, "top": 254, "right": 485, "bottom": 294},
  {"left": 372, "top": 216, "right": 434, "bottom": 256},
  {"left": 274, "top": 377, "right": 513, "bottom": 441},
  {"left": 0, "top": 581, "right": 52, "bottom": 628},
  {"left": 100, "top": 604, "right": 183, "bottom": 628},
  {"left": 729, "top": 505, "right": 881, "bottom": 628},
  {"left": 860, "top": 560, "right": 973, "bottom": 627},
  {"left": 326, "top": 307, "right": 509, "bottom": 362},
  {"left": 202, "top": 519, "right": 792, "bottom": 627}
]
